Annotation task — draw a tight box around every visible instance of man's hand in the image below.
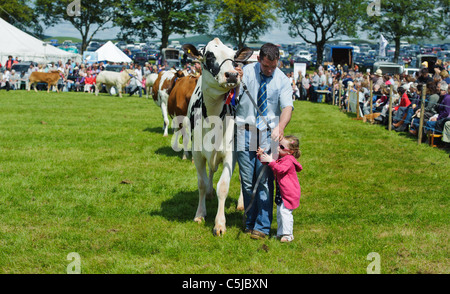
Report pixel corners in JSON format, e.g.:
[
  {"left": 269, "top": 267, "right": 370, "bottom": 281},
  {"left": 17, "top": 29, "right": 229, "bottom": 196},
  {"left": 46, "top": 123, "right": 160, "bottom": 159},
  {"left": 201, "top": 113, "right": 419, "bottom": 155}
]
[{"left": 235, "top": 66, "right": 243, "bottom": 79}]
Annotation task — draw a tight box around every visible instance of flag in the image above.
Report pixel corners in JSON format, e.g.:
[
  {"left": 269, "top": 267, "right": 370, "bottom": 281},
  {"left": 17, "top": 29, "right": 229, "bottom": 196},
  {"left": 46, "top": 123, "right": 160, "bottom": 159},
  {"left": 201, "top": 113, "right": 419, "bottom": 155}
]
[{"left": 379, "top": 34, "right": 388, "bottom": 57}]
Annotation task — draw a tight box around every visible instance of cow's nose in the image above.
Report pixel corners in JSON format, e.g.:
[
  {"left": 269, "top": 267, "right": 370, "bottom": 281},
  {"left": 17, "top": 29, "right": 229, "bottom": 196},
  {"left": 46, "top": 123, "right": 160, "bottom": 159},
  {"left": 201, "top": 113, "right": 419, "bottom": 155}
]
[{"left": 225, "top": 72, "right": 238, "bottom": 83}]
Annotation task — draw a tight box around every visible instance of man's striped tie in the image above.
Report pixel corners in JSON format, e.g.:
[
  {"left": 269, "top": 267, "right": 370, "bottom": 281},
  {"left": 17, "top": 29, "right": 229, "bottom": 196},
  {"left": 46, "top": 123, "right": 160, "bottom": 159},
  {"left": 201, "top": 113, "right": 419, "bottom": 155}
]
[{"left": 256, "top": 74, "right": 268, "bottom": 130}]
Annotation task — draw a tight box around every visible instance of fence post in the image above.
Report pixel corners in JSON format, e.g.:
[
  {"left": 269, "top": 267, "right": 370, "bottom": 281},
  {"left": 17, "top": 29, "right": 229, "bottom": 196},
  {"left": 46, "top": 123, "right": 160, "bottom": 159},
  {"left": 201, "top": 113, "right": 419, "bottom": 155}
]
[
  {"left": 369, "top": 80, "right": 373, "bottom": 120},
  {"left": 388, "top": 85, "right": 393, "bottom": 131},
  {"left": 418, "top": 85, "right": 427, "bottom": 144},
  {"left": 338, "top": 80, "right": 342, "bottom": 110}
]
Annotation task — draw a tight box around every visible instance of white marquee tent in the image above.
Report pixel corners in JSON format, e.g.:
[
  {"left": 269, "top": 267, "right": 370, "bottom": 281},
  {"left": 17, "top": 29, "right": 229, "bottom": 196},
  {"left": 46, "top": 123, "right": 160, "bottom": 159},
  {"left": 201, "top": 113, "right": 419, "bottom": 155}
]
[
  {"left": 0, "top": 17, "right": 81, "bottom": 65},
  {"left": 95, "top": 41, "right": 132, "bottom": 63}
]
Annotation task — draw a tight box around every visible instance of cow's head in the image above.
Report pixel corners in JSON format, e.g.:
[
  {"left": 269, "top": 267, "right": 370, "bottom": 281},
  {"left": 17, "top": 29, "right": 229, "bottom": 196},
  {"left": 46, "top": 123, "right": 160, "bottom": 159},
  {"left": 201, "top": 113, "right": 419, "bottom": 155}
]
[{"left": 183, "top": 38, "right": 253, "bottom": 89}]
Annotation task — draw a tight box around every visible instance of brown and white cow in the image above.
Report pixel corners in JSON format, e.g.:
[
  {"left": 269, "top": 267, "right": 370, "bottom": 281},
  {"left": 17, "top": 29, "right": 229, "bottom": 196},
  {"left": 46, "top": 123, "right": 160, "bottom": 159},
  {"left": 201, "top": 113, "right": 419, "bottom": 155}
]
[
  {"left": 151, "top": 69, "right": 185, "bottom": 137},
  {"left": 168, "top": 73, "right": 200, "bottom": 160},
  {"left": 28, "top": 71, "right": 63, "bottom": 93},
  {"left": 182, "top": 38, "right": 252, "bottom": 235}
]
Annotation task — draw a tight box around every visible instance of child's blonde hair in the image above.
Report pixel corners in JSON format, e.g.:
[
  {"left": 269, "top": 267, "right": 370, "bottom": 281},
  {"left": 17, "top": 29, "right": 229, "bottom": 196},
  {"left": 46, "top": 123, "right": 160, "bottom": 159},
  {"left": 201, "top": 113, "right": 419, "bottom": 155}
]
[{"left": 284, "top": 135, "right": 301, "bottom": 159}]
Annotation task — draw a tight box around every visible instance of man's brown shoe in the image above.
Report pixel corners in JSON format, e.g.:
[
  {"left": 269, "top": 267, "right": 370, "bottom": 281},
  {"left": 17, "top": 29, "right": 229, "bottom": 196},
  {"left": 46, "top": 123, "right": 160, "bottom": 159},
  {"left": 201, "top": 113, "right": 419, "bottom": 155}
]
[{"left": 250, "top": 230, "right": 266, "bottom": 240}]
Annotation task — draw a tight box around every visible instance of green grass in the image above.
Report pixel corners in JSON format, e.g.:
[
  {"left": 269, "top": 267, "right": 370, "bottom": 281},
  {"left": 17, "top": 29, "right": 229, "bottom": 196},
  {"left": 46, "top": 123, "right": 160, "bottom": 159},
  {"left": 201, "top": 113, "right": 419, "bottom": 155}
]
[{"left": 0, "top": 90, "right": 448, "bottom": 274}]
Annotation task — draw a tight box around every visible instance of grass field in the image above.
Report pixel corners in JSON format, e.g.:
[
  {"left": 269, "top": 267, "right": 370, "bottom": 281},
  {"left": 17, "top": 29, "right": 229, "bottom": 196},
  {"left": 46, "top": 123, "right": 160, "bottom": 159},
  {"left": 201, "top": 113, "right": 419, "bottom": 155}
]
[{"left": 0, "top": 90, "right": 448, "bottom": 274}]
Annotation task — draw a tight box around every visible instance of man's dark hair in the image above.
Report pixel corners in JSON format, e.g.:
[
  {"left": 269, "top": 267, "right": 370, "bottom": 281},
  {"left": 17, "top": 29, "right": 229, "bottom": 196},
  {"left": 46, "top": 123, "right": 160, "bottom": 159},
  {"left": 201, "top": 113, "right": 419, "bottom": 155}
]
[{"left": 259, "top": 43, "right": 280, "bottom": 61}]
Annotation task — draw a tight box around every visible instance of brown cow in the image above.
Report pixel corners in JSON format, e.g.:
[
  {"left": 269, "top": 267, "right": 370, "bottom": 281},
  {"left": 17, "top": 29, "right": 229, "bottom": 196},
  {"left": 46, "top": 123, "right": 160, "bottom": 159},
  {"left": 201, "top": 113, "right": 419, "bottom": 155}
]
[
  {"left": 168, "top": 73, "right": 200, "bottom": 159},
  {"left": 151, "top": 69, "right": 185, "bottom": 137},
  {"left": 28, "top": 71, "right": 63, "bottom": 93}
]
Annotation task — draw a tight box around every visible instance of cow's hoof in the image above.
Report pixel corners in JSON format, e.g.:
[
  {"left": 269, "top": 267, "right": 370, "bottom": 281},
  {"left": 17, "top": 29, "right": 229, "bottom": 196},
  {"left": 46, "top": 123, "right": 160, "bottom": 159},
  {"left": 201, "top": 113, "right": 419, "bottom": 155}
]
[
  {"left": 236, "top": 204, "right": 244, "bottom": 211},
  {"left": 213, "top": 226, "right": 226, "bottom": 236},
  {"left": 194, "top": 216, "right": 204, "bottom": 223}
]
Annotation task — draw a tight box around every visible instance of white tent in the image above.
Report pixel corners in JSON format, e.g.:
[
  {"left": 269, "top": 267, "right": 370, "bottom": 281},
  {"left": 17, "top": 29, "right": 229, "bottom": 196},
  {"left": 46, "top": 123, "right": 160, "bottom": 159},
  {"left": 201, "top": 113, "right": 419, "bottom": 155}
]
[
  {"left": 0, "top": 17, "right": 81, "bottom": 65},
  {"left": 95, "top": 41, "right": 132, "bottom": 63}
]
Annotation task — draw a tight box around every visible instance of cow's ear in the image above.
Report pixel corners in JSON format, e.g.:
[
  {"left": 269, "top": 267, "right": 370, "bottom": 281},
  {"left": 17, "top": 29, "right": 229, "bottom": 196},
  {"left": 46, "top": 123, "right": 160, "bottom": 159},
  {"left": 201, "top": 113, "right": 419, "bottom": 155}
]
[
  {"left": 234, "top": 47, "right": 253, "bottom": 63},
  {"left": 183, "top": 44, "right": 202, "bottom": 60}
]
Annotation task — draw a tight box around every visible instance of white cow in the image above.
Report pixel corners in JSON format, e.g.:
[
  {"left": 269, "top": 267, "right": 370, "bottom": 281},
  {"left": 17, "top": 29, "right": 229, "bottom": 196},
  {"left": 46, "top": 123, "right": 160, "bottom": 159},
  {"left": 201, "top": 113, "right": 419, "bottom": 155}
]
[
  {"left": 95, "top": 69, "right": 136, "bottom": 98},
  {"left": 182, "top": 38, "right": 253, "bottom": 236},
  {"left": 145, "top": 73, "right": 158, "bottom": 99}
]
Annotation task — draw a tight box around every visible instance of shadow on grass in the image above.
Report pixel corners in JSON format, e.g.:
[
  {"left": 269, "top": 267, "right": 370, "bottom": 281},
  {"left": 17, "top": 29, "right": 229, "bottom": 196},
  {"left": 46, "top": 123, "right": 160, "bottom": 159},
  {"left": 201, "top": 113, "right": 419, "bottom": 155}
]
[
  {"left": 143, "top": 126, "right": 165, "bottom": 135},
  {"left": 154, "top": 146, "right": 185, "bottom": 159},
  {"left": 150, "top": 189, "right": 245, "bottom": 233}
]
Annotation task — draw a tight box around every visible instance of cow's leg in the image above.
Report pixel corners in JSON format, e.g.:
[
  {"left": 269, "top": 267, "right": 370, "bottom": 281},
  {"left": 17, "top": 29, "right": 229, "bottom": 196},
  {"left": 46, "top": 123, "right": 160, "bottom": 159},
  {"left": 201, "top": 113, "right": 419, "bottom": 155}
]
[
  {"left": 118, "top": 85, "right": 123, "bottom": 98},
  {"left": 181, "top": 115, "right": 191, "bottom": 161},
  {"left": 237, "top": 176, "right": 245, "bottom": 211},
  {"left": 193, "top": 152, "right": 208, "bottom": 223},
  {"left": 95, "top": 83, "right": 99, "bottom": 96},
  {"left": 213, "top": 155, "right": 233, "bottom": 236},
  {"left": 206, "top": 168, "right": 216, "bottom": 200},
  {"left": 47, "top": 83, "right": 50, "bottom": 93},
  {"left": 161, "top": 102, "right": 170, "bottom": 137}
]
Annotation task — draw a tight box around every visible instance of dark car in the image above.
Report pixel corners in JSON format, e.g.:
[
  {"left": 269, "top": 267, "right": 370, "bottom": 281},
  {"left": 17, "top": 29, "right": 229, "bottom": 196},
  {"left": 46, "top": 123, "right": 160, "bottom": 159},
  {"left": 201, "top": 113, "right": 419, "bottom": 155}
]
[
  {"left": 362, "top": 57, "right": 376, "bottom": 69},
  {"left": 134, "top": 52, "right": 148, "bottom": 65},
  {"left": 148, "top": 49, "right": 160, "bottom": 60},
  {"left": 291, "top": 56, "right": 310, "bottom": 68},
  {"left": 11, "top": 61, "right": 37, "bottom": 76}
]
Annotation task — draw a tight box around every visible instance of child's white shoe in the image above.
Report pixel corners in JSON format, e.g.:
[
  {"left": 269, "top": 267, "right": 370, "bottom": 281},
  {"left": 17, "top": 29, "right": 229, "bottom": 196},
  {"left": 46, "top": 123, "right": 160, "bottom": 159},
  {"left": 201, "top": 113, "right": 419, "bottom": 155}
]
[{"left": 280, "top": 235, "right": 294, "bottom": 243}]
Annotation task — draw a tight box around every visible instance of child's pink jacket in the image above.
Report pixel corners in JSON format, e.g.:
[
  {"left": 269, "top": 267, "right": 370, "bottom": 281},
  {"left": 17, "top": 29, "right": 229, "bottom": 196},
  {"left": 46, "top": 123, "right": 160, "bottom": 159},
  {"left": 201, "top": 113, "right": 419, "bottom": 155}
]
[{"left": 268, "top": 154, "right": 302, "bottom": 209}]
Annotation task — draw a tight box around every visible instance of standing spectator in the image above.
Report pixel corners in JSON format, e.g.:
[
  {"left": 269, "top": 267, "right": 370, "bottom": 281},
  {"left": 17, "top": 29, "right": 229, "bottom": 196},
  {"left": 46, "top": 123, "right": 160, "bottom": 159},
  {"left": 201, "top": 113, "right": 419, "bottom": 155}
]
[
  {"left": 129, "top": 64, "right": 143, "bottom": 97},
  {"left": 318, "top": 71, "right": 327, "bottom": 103},
  {"left": 311, "top": 71, "right": 320, "bottom": 102},
  {"left": 5, "top": 56, "right": 14, "bottom": 70},
  {"left": 301, "top": 73, "right": 310, "bottom": 101}
]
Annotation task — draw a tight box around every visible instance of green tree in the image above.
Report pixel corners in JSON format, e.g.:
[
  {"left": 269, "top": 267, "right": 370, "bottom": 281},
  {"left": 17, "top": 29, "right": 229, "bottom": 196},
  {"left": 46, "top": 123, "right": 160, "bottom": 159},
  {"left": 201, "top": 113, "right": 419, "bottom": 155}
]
[
  {"left": 362, "top": 0, "right": 444, "bottom": 63},
  {"left": 115, "top": 0, "right": 210, "bottom": 50},
  {"left": 0, "top": 0, "right": 42, "bottom": 37},
  {"left": 208, "top": 0, "right": 277, "bottom": 49},
  {"left": 278, "top": 0, "right": 363, "bottom": 66},
  {"left": 34, "top": 0, "right": 120, "bottom": 54}
]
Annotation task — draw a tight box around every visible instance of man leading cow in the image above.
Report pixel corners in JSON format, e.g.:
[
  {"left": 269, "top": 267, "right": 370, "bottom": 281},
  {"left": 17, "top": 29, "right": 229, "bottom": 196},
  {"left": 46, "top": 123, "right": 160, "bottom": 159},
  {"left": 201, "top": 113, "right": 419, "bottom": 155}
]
[{"left": 235, "top": 43, "right": 294, "bottom": 240}]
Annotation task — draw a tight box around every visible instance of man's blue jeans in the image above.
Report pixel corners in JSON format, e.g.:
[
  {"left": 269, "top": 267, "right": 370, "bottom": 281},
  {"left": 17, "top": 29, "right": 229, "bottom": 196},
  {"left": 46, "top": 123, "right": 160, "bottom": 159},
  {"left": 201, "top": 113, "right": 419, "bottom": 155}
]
[{"left": 236, "top": 127, "right": 274, "bottom": 235}]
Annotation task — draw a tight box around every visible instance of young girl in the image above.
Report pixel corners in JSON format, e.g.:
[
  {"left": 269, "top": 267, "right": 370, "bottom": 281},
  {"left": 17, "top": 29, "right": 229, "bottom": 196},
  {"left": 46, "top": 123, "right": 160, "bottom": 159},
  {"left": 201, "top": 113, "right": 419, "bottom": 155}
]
[{"left": 257, "top": 135, "right": 302, "bottom": 242}]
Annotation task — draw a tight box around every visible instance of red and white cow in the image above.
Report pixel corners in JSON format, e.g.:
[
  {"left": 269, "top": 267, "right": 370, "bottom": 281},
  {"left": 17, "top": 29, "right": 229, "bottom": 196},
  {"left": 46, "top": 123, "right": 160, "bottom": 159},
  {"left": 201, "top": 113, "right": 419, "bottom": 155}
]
[
  {"left": 152, "top": 69, "right": 184, "bottom": 137},
  {"left": 183, "top": 38, "right": 252, "bottom": 235},
  {"left": 168, "top": 73, "right": 200, "bottom": 160}
]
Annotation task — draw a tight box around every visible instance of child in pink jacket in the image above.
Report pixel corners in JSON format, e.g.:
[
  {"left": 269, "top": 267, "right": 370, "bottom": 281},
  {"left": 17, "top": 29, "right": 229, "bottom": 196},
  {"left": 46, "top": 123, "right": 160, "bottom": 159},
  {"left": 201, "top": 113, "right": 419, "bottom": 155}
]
[{"left": 258, "top": 135, "right": 302, "bottom": 242}]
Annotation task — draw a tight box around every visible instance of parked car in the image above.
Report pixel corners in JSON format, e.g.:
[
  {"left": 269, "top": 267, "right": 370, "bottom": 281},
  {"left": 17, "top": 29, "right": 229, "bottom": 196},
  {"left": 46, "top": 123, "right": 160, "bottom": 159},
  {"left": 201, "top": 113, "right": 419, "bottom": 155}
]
[
  {"left": 295, "top": 50, "right": 312, "bottom": 61},
  {"left": 133, "top": 51, "right": 148, "bottom": 65},
  {"left": 147, "top": 49, "right": 160, "bottom": 60},
  {"left": 11, "top": 61, "right": 37, "bottom": 76},
  {"left": 291, "top": 56, "right": 310, "bottom": 68}
]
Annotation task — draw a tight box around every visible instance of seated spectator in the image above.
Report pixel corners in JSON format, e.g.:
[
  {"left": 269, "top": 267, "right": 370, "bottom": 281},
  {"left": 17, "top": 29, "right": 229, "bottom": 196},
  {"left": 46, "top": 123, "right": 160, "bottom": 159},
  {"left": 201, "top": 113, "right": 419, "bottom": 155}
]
[
  {"left": 84, "top": 72, "right": 96, "bottom": 93},
  {"left": 409, "top": 81, "right": 440, "bottom": 136},
  {"left": 0, "top": 69, "right": 11, "bottom": 91},
  {"left": 9, "top": 70, "right": 20, "bottom": 90},
  {"left": 424, "top": 82, "right": 450, "bottom": 134},
  {"left": 74, "top": 74, "right": 85, "bottom": 92},
  {"left": 391, "top": 86, "right": 412, "bottom": 131}
]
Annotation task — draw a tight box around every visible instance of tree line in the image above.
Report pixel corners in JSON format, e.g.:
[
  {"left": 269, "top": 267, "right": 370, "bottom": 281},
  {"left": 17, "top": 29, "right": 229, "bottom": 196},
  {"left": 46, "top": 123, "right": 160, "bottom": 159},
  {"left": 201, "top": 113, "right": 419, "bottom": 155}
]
[{"left": 1, "top": 0, "right": 449, "bottom": 64}]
